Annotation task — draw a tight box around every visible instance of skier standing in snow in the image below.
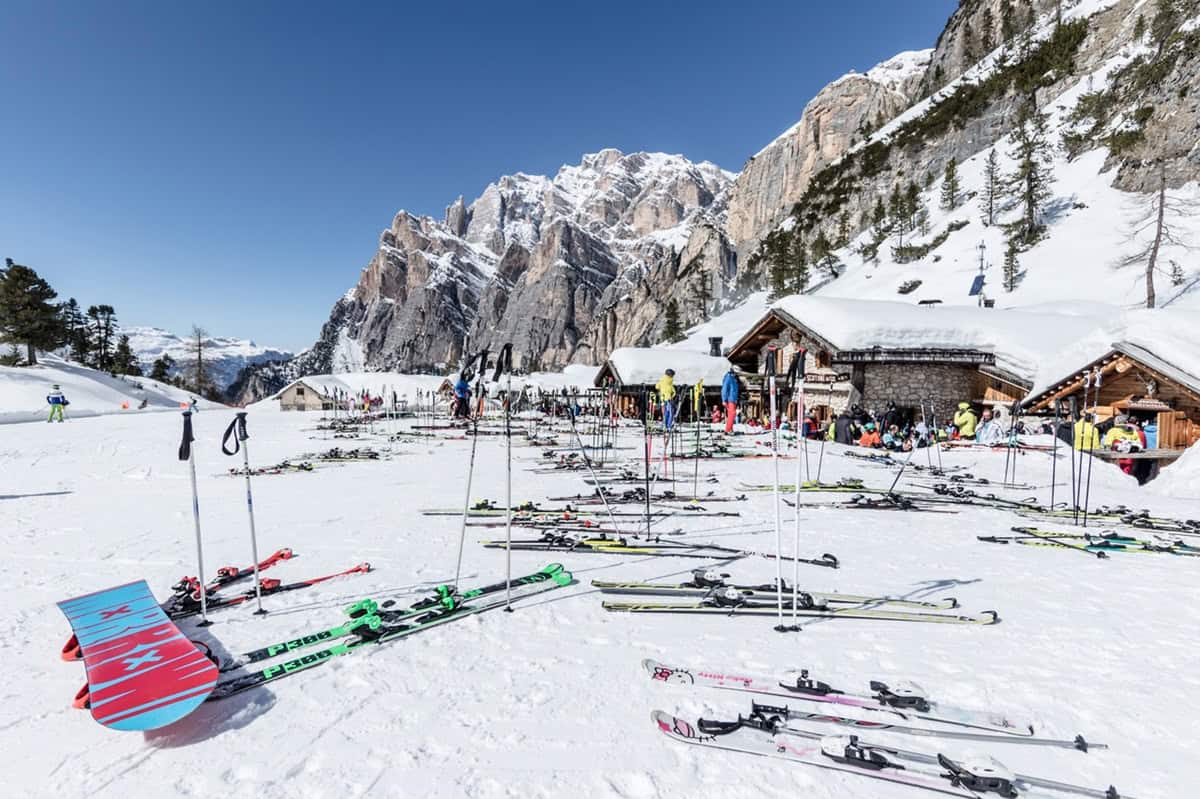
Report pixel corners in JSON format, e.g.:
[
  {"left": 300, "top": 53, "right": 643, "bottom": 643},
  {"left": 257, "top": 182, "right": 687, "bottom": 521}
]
[
  {"left": 1073, "top": 413, "right": 1100, "bottom": 450},
  {"left": 46, "top": 384, "right": 68, "bottom": 422},
  {"left": 453, "top": 374, "right": 471, "bottom": 420},
  {"left": 656, "top": 368, "right": 676, "bottom": 431},
  {"left": 720, "top": 367, "right": 739, "bottom": 434},
  {"left": 953, "top": 401, "right": 978, "bottom": 439}
]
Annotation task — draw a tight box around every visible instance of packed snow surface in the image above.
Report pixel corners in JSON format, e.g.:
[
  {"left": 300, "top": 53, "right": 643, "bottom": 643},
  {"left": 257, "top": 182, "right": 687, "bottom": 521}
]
[{"left": 2, "top": 409, "right": 1197, "bottom": 798}]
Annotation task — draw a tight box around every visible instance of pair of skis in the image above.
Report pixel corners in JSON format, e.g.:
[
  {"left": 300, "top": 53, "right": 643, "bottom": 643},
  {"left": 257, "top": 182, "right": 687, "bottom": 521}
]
[
  {"left": 979, "top": 527, "right": 1200, "bottom": 559},
  {"left": 647, "top": 660, "right": 1124, "bottom": 797},
  {"left": 204, "top": 563, "right": 572, "bottom": 699},
  {"left": 605, "top": 596, "right": 996, "bottom": 625},
  {"left": 481, "top": 532, "right": 839, "bottom": 567},
  {"left": 592, "top": 569, "right": 958, "bottom": 610}
]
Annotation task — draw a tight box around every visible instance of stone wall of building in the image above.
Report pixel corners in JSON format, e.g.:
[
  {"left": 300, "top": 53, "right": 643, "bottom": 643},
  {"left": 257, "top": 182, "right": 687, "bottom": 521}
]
[{"left": 859, "top": 363, "right": 977, "bottom": 422}]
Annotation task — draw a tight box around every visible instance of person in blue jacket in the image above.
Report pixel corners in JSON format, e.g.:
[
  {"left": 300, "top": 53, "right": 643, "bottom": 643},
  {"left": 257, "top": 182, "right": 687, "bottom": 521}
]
[
  {"left": 720, "top": 368, "right": 739, "bottom": 434},
  {"left": 453, "top": 375, "right": 471, "bottom": 419},
  {"left": 47, "top": 384, "right": 68, "bottom": 422}
]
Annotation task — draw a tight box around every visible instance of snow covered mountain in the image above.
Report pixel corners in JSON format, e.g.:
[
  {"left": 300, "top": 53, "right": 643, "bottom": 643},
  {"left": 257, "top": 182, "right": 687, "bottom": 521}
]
[
  {"left": 123, "top": 326, "right": 291, "bottom": 392},
  {"left": 250, "top": 150, "right": 734, "bottom": 397},
  {"left": 238, "top": 0, "right": 1199, "bottom": 404}
]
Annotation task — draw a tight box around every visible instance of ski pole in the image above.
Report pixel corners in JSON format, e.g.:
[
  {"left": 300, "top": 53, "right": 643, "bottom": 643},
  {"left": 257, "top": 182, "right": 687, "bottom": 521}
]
[
  {"left": 179, "top": 411, "right": 210, "bottom": 626},
  {"left": 929, "top": 397, "right": 943, "bottom": 471},
  {"left": 643, "top": 389, "right": 652, "bottom": 539},
  {"left": 221, "top": 412, "right": 267, "bottom": 614},
  {"left": 787, "top": 350, "right": 806, "bottom": 632},
  {"left": 764, "top": 348, "right": 788, "bottom": 633},
  {"left": 1082, "top": 367, "right": 1101, "bottom": 528},
  {"left": 1050, "top": 399, "right": 1063, "bottom": 511},
  {"left": 1067, "top": 396, "right": 1079, "bottom": 519},
  {"left": 452, "top": 350, "right": 488, "bottom": 590},
  {"left": 1074, "top": 370, "right": 1092, "bottom": 525},
  {"left": 815, "top": 382, "right": 833, "bottom": 483},
  {"left": 491, "top": 345, "right": 516, "bottom": 611}
]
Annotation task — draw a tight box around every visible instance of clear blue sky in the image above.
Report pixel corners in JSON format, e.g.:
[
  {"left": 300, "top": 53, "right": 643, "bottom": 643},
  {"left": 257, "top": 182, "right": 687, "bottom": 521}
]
[{"left": 1, "top": 0, "right": 955, "bottom": 351}]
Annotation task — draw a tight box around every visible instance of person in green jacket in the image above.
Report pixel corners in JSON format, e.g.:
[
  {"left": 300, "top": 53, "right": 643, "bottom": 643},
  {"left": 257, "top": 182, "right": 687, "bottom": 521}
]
[{"left": 953, "top": 401, "right": 978, "bottom": 439}]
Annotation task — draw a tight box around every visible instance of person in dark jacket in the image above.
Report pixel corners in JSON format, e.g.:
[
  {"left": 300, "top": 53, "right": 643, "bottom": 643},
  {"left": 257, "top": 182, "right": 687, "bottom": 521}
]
[
  {"left": 720, "top": 368, "right": 740, "bottom": 434},
  {"left": 834, "top": 411, "right": 854, "bottom": 444}
]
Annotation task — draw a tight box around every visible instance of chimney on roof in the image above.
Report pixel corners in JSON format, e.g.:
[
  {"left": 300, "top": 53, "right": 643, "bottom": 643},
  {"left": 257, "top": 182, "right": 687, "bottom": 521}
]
[{"left": 709, "top": 337, "right": 723, "bottom": 357}]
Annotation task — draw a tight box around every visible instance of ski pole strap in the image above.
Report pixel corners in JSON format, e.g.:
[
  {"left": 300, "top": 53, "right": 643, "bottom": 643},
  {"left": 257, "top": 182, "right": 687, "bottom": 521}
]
[
  {"left": 178, "top": 411, "right": 195, "bottom": 461},
  {"left": 492, "top": 343, "right": 512, "bottom": 382},
  {"left": 221, "top": 412, "right": 249, "bottom": 456}
]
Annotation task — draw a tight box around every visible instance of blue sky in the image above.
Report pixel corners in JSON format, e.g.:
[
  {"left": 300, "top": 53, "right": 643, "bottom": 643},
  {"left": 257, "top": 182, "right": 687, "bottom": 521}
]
[{"left": 1, "top": 0, "right": 955, "bottom": 351}]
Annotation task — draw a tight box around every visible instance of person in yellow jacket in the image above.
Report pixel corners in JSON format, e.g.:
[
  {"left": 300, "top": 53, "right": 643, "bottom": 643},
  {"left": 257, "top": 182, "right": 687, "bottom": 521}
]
[
  {"left": 692, "top": 380, "right": 704, "bottom": 424},
  {"left": 953, "top": 402, "right": 978, "bottom": 439},
  {"left": 1103, "top": 418, "right": 1141, "bottom": 450},
  {"left": 1073, "top": 415, "right": 1100, "bottom": 450},
  {"left": 656, "top": 369, "right": 677, "bottom": 430}
]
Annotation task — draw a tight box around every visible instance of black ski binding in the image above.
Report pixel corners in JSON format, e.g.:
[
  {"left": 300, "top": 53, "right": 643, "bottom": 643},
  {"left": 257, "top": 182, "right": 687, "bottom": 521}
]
[
  {"left": 781, "top": 669, "right": 840, "bottom": 696},
  {"left": 870, "top": 680, "right": 931, "bottom": 712}
]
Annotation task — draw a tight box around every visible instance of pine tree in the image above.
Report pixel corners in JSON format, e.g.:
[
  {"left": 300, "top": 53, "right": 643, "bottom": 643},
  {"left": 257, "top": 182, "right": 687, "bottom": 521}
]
[
  {"left": 981, "top": 8, "right": 995, "bottom": 50},
  {"left": 1133, "top": 14, "right": 1146, "bottom": 41},
  {"left": 870, "top": 197, "right": 889, "bottom": 243},
  {"left": 1150, "top": 0, "right": 1179, "bottom": 53},
  {"left": 112, "top": 334, "right": 142, "bottom": 376},
  {"left": 59, "top": 297, "right": 90, "bottom": 363},
  {"left": 690, "top": 272, "right": 713, "bottom": 321},
  {"left": 1002, "top": 241, "right": 1023, "bottom": 292},
  {"left": 184, "top": 324, "right": 213, "bottom": 395},
  {"left": 150, "top": 353, "right": 176, "bottom": 383},
  {"left": 982, "top": 149, "right": 1001, "bottom": 227},
  {"left": 1117, "top": 160, "right": 1199, "bottom": 308},
  {"left": 662, "top": 299, "right": 684, "bottom": 343},
  {"left": 788, "top": 232, "right": 810, "bottom": 293},
  {"left": 887, "top": 184, "right": 904, "bottom": 237},
  {"left": 1006, "top": 98, "right": 1055, "bottom": 246},
  {"left": 962, "top": 22, "right": 977, "bottom": 64},
  {"left": 86, "top": 304, "right": 118, "bottom": 371},
  {"left": 835, "top": 211, "right": 851, "bottom": 249},
  {"left": 810, "top": 230, "right": 839, "bottom": 278},
  {"left": 1000, "top": 0, "right": 1016, "bottom": 42},
  {"left": 904, "top": 181, "right": 924, "bottom": 235},
  {"left": 0, "top": 259, "right": 64, "bottom": 365},
  {"left": 940, "top": 159, "right": 961, "bottom": 211},
  {"left": 1170, "top": 261, "right": 1185, "bottom": 286}
]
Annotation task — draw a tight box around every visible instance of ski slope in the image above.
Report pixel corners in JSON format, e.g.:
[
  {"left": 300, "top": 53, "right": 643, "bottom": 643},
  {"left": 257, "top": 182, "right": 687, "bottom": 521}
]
[
  {"left": 0, "top": 354, "right": 215, "bottom": 425},
  {"left": 1, "top": 409, "right": 1197, "bottom": 798}
]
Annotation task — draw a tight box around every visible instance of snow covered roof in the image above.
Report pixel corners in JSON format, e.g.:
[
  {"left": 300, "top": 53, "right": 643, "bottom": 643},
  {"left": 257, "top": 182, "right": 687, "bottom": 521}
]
[
  {"left": 1024, "top": 308, "right": 1200, "bottom": 402},
  {"left": 759, "top": 295, "right": 1103, "bottom": 385},
  {"left": 269, "top": 372, "right": 448, "bottom": 401},
  {"left": 669, "top": 292, "right": 771, "bottom": 354},
  {"left": 600, "top": 347, "right": 731, "bottom": 387}
]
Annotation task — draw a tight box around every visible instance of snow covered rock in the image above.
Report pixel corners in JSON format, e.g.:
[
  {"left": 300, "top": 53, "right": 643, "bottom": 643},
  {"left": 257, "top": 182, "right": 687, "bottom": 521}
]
[{"left": 124, "top": 326, "right": 291, "bottom": 393}]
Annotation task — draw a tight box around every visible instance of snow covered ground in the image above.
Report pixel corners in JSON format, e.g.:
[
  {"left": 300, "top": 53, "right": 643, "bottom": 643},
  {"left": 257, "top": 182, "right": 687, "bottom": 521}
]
[{"left": 2, "top": 409, "right": 1198, "bottom": 798}]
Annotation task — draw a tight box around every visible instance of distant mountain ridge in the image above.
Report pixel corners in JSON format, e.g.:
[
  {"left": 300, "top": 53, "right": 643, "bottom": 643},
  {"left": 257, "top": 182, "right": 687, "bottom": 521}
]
[{"left": 124, "top": 326, "right": 291, "bottom": 392}]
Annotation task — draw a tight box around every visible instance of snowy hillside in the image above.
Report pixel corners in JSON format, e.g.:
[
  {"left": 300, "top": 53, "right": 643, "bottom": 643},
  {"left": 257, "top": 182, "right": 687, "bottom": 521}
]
[
  {"left": 124, "top": 326, "right": 291, "bottom": 392},
  {"left": 0, "top": 354, "right": 215, "bottom": 424}
]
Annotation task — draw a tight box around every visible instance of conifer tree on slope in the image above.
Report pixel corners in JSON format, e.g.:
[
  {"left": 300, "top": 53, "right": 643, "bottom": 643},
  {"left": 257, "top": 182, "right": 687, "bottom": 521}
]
[
  {"left": 1005, "top": 98, "right": 1055, "bottom": 247},
  {"left": 0, "top": 259, "right": 64, "bottom": 366},
  {"left": 982, "top": 149, "right": 1001, "bottom": 227},
  {"left": 940, "top": 158, "right": 961, "bottom": 211}
]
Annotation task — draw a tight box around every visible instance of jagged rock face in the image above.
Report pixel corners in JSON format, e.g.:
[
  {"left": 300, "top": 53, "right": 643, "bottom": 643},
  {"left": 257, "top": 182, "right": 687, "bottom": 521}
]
[
  {"left": 725, "top": 50, "right": 932, "bottom": 252},
  {"left": 915, "top": 0, "right": 1061, "bottom": 98},
  {"left": 281, "top": 150, "right": 732, "bottom": 382}
]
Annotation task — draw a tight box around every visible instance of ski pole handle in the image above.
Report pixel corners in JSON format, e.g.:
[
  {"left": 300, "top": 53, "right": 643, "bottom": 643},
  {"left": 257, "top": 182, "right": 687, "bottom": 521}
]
[{"left": 179, "top": 411, "right": 195, "bottom": 461}]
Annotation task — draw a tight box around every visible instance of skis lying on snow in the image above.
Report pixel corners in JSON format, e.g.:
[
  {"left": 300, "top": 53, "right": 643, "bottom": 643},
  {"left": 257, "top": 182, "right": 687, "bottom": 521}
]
[
  {"left": 607, "top": 596, "right": 996, "bottom": 624},
  {"left": 163, "top": 562, "right": 372, "bottom": 619},
  {"left": 642, "top": 659, "right": 1029, "bottom": 735},
  {"left": 979, "top": 527, "right": 1200, "bottom": 558},
  {"left": 482, "top": 532, "right": 839, "bottom": 567},
  {"left": 225, "top": 460, "right": 314, "bottom": 477},
  {"left": 424, "top": 500, "right": 739, "bottom": 518},
  {"left": 786, "top": 493, "right": 959, "bottom": 513},
  {"left": 1023, "top": 506, "right": 1199, "bottom": 535},
  {"left": 711, "top": 700, "right": 1103, "bottom": 750},
  {"left": 592, "top": 569, "right": 956, "bottom": 609},
  {"left": 547, "top": 488, "right": 747, "bottom": 504},
  {"left": 653, "top": 712, "right": 1127, "bottom": 798},
  {"left": 61, "top": 548, "right": 299, "bottom": 661},
  {"left": 738, "top": 479, "right": 873, "bottom": 492},
  {"left": 205, "top": 564, "right": 573, "bottom": 699}
]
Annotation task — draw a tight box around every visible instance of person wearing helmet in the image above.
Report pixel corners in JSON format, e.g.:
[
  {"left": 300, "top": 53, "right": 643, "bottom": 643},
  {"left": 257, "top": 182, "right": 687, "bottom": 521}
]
[
  {"left": 858, "top": 420, "right": 881, "bottom": 448},
  {"left": 656, "top": 368, "right": 677, "bottom": 431},
  {"left": 953, "top": 401, "right": 978, "bottom": 439},
  {"left": 47, "top": 384, "right": 68, "bottom": 422}
]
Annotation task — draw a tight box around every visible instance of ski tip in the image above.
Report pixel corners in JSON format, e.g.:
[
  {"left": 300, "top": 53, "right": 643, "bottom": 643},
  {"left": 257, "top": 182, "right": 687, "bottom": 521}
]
[
  {"left": 944, "top": 597, "right": 959, "bottom": 609},
  {"left": 981, "top": 610, "right": 1000, "bottom": 624},
  {"left": 72, "top": 683, "right": 90, "bottom": 710},
  {"left": 820, "top": 553, "right": 839, "bottom": 568},
  {"left": 60, "top": 634, "right": 81, "bottom": 661}
]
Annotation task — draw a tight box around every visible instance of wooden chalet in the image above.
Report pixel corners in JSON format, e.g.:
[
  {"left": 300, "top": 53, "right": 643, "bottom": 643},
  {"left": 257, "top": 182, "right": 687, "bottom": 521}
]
[
  {"left": 594, "top": 347, "right": 737, "bottom": 419},
  {"left": 1023, "top": 342, "right": 1200, "bottom": 452}
]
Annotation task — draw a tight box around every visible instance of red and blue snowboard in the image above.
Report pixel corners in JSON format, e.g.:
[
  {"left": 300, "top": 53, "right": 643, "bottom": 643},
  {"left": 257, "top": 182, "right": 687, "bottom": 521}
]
[{"left": 57, "top": 580, "right": 218, "bottom": 731}]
